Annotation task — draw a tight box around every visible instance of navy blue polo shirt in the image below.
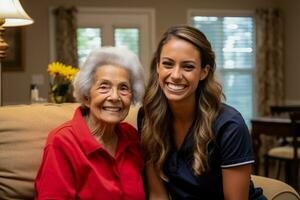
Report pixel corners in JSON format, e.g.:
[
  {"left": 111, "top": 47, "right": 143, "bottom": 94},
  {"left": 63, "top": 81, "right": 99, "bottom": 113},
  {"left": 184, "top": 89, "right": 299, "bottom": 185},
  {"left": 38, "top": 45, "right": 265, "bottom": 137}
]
[{"left": 138, "top": 104, "right": 266, "bottom": 200}]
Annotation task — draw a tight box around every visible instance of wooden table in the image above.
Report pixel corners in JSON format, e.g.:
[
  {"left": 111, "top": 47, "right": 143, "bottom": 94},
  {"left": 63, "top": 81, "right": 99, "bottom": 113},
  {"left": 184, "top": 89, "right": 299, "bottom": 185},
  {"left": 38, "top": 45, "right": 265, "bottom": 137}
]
[{"left": 251, "top": 117, "right": 292, "bottom": 174}]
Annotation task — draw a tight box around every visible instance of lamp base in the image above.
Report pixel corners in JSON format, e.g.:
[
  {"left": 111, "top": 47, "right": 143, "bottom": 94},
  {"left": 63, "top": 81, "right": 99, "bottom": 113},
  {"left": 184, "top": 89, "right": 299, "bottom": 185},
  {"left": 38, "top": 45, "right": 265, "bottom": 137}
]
[
  {"left": 0, "top": 19, "right": 7, "bottom": 106},
  {"left": 0, "top": 20, "right": 8, "bottom": 60}
]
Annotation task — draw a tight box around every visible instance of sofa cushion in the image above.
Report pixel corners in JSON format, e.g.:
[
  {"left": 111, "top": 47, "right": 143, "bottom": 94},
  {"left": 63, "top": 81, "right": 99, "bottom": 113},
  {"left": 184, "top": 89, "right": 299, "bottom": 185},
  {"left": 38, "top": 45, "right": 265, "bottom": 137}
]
[
  {"left": 0, "top": 103, "right": 79, "bottom": 199},
  {"left": 0, "top": 103, "right": 140, "bottom": 199}
]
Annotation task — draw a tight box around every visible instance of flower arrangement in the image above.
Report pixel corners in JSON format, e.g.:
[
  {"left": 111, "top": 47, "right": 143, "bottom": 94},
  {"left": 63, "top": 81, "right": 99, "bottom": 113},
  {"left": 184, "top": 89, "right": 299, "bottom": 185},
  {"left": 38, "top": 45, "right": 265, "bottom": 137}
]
[{"left": 48, "top": 62, "right": 79, "bottom": 103}]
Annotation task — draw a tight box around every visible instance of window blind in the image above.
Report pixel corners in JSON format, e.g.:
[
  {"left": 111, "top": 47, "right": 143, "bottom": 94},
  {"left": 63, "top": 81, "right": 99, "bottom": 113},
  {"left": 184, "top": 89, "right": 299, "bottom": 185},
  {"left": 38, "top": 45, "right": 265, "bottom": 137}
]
[{"left": 192, "top": 16, "right": 254, "bottom": 126}]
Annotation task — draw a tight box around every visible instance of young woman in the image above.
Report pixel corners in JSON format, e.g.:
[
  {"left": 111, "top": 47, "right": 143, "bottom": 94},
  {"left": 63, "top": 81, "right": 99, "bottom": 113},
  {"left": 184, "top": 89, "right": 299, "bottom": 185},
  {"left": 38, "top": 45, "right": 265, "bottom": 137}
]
[
  {"left": 35, "top": 46, "right": 145, "bottom": 199},
  {"left": 139, "top": 25, "right": 266, "bottom": 200}
]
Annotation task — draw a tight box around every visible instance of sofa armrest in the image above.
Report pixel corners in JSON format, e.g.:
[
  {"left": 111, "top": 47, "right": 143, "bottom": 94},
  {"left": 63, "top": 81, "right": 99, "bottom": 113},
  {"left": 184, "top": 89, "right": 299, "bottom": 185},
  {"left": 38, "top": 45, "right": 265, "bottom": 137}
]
[{"left": 252, "top": 175, "right": 300, "bottom": 200}]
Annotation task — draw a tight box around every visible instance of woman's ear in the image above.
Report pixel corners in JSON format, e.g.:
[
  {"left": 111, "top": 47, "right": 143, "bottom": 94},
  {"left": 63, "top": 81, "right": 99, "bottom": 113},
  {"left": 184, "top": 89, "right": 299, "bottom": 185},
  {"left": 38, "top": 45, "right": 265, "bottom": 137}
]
[
  {"left": 200, "top": 64, "right": 210, "bottom": 81},
  {"left": 83, "top": 96, "right": 90, "bottom": 108}
]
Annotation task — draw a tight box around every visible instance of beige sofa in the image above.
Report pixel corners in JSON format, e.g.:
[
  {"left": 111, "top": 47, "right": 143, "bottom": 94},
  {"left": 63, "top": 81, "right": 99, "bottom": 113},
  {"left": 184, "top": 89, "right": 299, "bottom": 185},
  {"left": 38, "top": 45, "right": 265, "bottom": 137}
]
[{"left": 0, "top": 103, "right": 299, "bottom": 200}]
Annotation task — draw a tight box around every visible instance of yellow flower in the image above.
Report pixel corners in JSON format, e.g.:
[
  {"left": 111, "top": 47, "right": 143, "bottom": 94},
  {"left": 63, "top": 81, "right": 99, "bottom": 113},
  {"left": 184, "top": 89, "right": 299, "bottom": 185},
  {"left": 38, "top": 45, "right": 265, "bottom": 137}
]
[
  {"left": 48, "top": 62, "right": 65, "bottom": 76},
  {"left": 48, "top": 62, "right": 79, "bottom": 103},
  {"left": 48, "top": 62, "right": 79, "bottom": 82}
]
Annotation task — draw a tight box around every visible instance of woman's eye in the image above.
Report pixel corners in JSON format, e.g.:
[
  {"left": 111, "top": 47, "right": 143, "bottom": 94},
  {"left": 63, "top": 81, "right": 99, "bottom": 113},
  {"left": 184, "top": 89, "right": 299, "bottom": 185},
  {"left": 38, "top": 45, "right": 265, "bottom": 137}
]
[
  {"left": 119, "top": 85, "right": 131, "bottom": 95},
  {"left": 98, "top": 84, "right": 110, "bottom": 93},
  {"left": 162, "top": 61, "right": 173, "bottom": 68},
  {"left": 184, "top": 65, "right": 195, "bottom": 71}
]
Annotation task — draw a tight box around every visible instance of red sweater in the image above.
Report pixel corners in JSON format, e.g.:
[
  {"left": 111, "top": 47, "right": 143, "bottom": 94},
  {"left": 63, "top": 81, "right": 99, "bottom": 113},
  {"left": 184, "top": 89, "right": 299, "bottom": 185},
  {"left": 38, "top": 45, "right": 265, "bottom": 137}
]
[{"left": 35, "top": 107, "right": 145, "bottom": 200}]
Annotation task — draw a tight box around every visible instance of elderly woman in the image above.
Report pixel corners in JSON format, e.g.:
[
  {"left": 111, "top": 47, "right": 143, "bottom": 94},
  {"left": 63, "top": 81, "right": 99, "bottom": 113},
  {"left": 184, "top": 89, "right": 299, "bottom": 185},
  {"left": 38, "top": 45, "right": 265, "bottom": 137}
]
[{"left": 35, "top": 46, "right": 145, "bottom": 200}]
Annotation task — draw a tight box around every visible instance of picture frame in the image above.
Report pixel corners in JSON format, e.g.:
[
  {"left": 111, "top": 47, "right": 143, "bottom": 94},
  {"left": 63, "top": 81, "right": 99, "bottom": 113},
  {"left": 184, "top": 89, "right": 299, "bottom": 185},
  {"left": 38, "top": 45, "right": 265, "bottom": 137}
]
[{"left": 2, "top": 27, "right": 24, "bottom": 71}]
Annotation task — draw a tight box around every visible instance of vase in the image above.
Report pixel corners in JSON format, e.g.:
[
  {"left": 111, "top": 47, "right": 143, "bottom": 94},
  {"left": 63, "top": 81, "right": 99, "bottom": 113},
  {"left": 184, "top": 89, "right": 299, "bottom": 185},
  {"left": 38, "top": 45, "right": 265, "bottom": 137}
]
[
  {"left": 50, "top": 93, "right": 67, "bottom": 104},
  {"left": 50, "top": 83, "right": 69, "bottom": 104}
]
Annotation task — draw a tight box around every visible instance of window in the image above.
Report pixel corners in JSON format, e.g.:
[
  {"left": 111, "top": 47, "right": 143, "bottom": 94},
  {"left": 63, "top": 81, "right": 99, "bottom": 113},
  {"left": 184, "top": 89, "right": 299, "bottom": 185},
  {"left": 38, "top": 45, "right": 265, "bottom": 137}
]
[
  {"left": 114, "top": 28, "right": 139, "bottom": 56},
  {"left": 77, "top": 27, "right": 140, "bottom": 67},
  {"left": 76, "top": 8, "right": 155, "bottom": 80},
  {"left": 77, "top": 28, "right": 101, "bottom": 66},
  {"left": 189, "top": 11, "right": 255, "bottom": 126}
]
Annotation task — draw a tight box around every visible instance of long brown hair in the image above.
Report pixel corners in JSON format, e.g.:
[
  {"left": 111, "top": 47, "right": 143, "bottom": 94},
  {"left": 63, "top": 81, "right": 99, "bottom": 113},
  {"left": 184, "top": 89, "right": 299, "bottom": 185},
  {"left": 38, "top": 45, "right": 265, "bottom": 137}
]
[{"left": 141, "top": 25, "right": 224, "bottom": 179}]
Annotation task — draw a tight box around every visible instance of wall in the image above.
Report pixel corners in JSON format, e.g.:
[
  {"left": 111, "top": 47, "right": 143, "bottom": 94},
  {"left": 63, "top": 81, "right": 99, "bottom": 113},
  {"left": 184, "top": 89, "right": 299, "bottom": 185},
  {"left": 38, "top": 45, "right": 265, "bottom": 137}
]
[
  {"left": 274, "top": 0, "right": 300, "bottom": 104},
  {"left": 3, "top": 0, "right": 291, "bottom": 105}
]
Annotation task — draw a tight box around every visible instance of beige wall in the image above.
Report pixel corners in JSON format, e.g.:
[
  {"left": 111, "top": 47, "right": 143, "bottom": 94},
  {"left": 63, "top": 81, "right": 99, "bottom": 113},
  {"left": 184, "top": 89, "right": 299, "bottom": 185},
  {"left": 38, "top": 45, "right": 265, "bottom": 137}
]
[
  {"left": 4, "top": 0, "right": 298, "bottom": 105},
  {"left": 274, "top": 0, "right": 300, "bottom": 104}
]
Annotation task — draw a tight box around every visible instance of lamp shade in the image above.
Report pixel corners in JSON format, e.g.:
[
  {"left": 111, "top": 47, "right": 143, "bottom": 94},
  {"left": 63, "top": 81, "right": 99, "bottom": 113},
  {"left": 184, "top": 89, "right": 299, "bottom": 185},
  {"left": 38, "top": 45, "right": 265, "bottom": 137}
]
[{"left": 0, "top": 0, "right": 34, "bottom": 27}]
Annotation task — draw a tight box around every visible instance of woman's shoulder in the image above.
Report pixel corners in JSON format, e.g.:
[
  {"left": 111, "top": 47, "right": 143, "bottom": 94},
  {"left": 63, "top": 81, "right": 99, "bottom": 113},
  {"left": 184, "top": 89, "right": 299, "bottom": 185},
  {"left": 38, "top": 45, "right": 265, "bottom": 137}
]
[
  {"left": 46, "top": 106, "right": 84, "bottom": 143},
  {"left": 47, "top": 121, "right": 73, "bottom": 138},
  {"left": 219, "top": 103, "right": 241, "bottom": 116},
  {"left": 216, "top": 103, "right": 245, "bottom": 124},
  {"left": 44, "top": 121, "right": 75, "bottom": 149},
  {"left": 213, "top": 103, "right": 248, "bottom": 135},
  {"left": 119, "top": 122, "right": 136, "bottom": 131},
  {"left": 119, "top": 122, "right": 139, "bottom": 140}
]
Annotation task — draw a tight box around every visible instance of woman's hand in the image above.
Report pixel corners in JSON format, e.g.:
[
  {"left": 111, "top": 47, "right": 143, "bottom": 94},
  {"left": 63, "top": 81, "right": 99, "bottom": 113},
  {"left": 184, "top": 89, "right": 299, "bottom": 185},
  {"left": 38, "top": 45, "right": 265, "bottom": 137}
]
[{"left": 222, "top": 164, "right": 252, "bottom": 200}]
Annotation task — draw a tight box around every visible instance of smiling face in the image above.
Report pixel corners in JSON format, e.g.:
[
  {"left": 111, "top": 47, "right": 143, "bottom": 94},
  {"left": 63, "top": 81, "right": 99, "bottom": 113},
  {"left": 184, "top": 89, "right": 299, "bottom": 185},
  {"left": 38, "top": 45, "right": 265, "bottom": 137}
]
[
  {"left": 157, "top": 38, "right": 209, "bottom": 105},
  {"left": 84, "top": 64, "right": 132, "bottom": 125}
]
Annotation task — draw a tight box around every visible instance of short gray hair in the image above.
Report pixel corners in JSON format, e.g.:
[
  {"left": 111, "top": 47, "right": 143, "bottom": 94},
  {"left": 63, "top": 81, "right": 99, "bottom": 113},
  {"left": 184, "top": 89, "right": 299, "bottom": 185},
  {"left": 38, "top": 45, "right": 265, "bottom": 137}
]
[{"left": 73, "top": 46, "right": 145, "bottom": 104}]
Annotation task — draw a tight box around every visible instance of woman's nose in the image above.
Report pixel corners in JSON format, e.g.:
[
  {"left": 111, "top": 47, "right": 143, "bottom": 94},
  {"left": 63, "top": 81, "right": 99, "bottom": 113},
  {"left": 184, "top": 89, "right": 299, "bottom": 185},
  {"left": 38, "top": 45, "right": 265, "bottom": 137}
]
[
  {"left": 170, "top": 66, "right": 182, "bottom": 80},
  {"left": 109, "top": 87, "right": 120, "bottom": 101}
]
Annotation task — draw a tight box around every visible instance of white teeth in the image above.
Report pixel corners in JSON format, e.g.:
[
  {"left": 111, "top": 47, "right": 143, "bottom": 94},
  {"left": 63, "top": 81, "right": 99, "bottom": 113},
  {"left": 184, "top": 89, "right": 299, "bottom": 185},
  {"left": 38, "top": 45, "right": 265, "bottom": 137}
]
[
  {"left": 103, "top": 107, "right": 121, "bottom": 112},
  {"left": 168, "top": 83, "right": 185, "bottom": 90}
]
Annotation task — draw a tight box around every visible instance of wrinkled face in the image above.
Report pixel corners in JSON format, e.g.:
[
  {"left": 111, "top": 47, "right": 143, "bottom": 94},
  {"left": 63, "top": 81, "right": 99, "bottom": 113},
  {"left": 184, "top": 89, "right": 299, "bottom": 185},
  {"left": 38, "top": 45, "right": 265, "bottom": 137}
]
[
  {"left": 84, "top": 64, "right": 132, "bottom": 124},
  {"left": 157, "top": 38, "right": 209, "bottom": 104}
]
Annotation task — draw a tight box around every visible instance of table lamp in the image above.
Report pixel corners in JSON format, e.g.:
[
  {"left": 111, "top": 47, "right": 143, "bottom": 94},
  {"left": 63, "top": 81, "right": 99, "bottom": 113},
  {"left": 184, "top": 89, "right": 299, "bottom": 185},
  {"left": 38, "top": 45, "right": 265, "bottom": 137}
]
[{"left": 0, "top": 0, "right": 34, "bottom": 106}]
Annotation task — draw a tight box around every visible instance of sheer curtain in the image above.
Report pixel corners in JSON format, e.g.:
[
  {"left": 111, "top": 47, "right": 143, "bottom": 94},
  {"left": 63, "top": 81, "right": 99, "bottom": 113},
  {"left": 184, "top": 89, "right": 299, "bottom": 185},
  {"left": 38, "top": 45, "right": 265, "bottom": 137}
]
[
  {"left": 53, "top": 6, "right": 78, "bottom": 68},
  {"left": 52, "top": 6, "right": 78, "bottom": 102},
  {"left": 255, "top": 8, "right": 284, "bottom": 116}
]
